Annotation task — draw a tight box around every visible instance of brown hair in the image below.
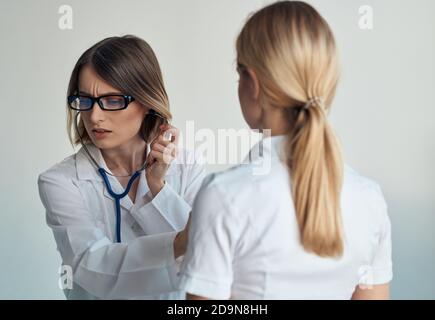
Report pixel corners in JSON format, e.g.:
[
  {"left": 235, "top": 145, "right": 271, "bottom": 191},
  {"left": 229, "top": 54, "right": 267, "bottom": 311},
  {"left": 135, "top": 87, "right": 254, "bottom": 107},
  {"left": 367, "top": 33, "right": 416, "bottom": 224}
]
[
  {"left": 236, "top": 1, "right": 344, "bottom": 257},
  {"left": 66, "top": 35, "right": 171, "bottom": 146}
]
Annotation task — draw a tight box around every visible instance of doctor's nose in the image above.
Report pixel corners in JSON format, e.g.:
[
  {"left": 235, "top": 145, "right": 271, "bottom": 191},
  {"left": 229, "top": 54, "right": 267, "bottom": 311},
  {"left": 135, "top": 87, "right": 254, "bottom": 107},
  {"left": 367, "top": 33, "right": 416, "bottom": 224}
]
[{"left": 88, "top": 101, "right": 106, "bottom": 123}]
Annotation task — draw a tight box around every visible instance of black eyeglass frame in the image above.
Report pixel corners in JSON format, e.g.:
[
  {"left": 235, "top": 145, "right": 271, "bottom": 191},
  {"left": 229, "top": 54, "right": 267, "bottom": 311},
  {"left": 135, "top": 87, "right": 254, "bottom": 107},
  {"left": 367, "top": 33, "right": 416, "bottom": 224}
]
[{"left": 67, "top": 94, "right": 135, "bottom": 111}]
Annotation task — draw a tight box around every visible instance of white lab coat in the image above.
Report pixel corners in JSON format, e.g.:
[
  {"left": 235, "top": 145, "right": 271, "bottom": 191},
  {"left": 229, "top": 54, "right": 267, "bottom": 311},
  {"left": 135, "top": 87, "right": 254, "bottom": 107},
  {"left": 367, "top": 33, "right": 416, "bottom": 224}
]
[{"left": 38, "top": 143, "right": 205, "bottom": 299}]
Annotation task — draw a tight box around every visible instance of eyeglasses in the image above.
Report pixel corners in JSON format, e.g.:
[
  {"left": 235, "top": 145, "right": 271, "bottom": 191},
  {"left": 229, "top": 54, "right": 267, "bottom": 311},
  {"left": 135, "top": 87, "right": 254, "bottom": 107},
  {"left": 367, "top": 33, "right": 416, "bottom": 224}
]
[{"left": 67, "top": 94, "right": 135, "bottom": 111}]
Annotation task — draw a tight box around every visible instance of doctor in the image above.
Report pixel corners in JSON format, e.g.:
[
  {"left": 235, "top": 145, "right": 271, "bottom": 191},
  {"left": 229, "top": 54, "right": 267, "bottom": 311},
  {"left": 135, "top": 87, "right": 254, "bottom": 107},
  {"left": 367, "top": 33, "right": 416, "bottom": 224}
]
[{"left": 38, "top": 35, "right": 205, "bottom": 299}]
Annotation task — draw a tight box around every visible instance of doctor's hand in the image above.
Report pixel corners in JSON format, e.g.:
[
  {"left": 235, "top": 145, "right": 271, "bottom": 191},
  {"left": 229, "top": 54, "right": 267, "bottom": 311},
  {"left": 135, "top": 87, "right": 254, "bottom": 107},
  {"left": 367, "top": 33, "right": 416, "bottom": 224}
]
[
  {"left": 145, "top": 124, "right": 179, "bottom": 197},
  {"left": 174, "top": 214, "right": 191, "bottom": 259}
]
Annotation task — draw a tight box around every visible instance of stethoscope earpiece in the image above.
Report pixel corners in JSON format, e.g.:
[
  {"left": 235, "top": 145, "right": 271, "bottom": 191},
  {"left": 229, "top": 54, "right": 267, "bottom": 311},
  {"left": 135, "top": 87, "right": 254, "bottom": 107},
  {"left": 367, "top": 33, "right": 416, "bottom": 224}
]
[
  {"left": 147, "top": 109, "right": 172, "bottom": 141},
  {"left": 147, "top": 109, "right": 166, "bottom": 120},
  {"left": 148, "top": 109, "right": 157, "bottom": 116}
]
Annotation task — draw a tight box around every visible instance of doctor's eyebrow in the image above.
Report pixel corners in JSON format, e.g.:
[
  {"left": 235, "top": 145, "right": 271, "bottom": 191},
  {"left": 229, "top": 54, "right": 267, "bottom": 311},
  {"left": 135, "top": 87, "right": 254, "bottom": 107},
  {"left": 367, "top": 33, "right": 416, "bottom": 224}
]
[{"left": 78, "top": 90, "right": 123, "bottom": 96}]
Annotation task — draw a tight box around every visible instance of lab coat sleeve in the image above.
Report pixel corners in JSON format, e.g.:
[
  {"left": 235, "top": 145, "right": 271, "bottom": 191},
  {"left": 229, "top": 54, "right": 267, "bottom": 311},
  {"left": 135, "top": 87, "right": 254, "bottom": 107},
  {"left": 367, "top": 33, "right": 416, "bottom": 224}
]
[
  {"left": 130, "top": 150, "right": 206, "bottom": 234},
  {"left": 38, "top": 170, "right": 179, "bottom": 299}
]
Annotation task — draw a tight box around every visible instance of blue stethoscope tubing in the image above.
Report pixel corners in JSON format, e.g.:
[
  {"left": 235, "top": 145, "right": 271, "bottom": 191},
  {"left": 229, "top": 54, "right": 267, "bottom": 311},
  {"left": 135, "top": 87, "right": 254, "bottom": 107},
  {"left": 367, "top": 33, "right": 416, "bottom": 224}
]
[
  {"left": 98, "top": 168, "right": 141, "bottom": 243},
  {"left": 73, "top": 110, "right": 166, "bottom": 243}
]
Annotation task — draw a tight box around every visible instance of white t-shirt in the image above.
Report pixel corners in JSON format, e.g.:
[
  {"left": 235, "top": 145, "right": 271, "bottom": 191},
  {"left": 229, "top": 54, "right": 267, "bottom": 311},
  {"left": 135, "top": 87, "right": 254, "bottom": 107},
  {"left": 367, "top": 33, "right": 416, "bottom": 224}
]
[{"left": 178, "top": 135, "right": 393, "bottom": 299}]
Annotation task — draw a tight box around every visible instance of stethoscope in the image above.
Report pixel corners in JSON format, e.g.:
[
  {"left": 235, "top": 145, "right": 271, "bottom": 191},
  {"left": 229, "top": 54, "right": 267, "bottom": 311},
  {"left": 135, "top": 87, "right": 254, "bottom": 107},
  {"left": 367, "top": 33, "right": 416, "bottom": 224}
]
[{"left": 74, "top": 110, "right": 170, "bottom": 243}]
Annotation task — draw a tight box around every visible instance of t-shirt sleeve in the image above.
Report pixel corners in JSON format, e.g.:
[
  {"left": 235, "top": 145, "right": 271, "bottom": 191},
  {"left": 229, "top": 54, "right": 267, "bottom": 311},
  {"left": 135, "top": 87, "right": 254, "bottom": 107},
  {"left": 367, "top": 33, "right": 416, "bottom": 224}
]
[
  {"left": 178, "top": 174, "right": 241, "bottom": 299},
  {"left": 370, "top": 183, "right": 393, "bottom": 285}
]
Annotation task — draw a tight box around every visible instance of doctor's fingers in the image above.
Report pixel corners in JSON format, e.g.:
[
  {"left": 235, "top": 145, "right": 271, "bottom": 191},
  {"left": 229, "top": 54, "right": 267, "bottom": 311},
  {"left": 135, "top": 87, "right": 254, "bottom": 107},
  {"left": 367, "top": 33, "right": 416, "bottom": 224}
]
[
  {"left": 159, "top": 124, "right": 180, "bottom": 144},
  {"left": 151, "top": 141, "right": 177, "bottom": 157},
  {"left": 152, "top": 136, "right": 172, "bottom": 148},
  {"left": 150, "top": 134, "right": 176, "bottom": 150},
  {"left": 148, "top": 149, "right": 176, "bottom": 165}
]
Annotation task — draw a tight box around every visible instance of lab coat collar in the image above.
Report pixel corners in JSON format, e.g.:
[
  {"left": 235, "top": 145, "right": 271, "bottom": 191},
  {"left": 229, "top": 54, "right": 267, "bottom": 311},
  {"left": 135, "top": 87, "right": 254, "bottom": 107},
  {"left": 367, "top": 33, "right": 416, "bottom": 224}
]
[
  {"left": 75, "top": 143, "right": 179, "bottom": 210},
  {"left": 76, "top": 143, "right": 150, "bottom": 210},
  {"left": 76, "top": 143, "right": 179, "bottom": 181},
  {"left": 244, "top": 134, "right": 287, "bottom": 164},
  {"left": 76, "top": 143, "right": 118, "bottom": 182}
]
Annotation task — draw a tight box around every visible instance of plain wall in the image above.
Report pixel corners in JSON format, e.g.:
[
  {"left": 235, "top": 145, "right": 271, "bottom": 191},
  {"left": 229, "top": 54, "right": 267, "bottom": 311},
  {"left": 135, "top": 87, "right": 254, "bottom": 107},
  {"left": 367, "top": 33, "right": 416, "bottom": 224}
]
[{"left": 0, "top": 0, "right": 433, "bottom": 299}]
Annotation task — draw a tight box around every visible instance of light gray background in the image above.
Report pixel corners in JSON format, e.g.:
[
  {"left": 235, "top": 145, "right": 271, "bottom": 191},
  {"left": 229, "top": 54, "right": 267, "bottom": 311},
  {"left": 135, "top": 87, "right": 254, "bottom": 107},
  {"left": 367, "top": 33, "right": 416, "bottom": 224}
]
[{"left": 0, "top": 0, "right": 433, "bottom": 299}]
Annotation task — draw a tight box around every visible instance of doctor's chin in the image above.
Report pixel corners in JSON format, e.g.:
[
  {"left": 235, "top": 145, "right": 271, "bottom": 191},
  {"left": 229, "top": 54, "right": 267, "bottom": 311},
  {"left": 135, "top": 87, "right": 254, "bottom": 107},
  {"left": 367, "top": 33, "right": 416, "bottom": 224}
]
[{"left": 1, "top": 0, "right": 433, "bottom": 312}]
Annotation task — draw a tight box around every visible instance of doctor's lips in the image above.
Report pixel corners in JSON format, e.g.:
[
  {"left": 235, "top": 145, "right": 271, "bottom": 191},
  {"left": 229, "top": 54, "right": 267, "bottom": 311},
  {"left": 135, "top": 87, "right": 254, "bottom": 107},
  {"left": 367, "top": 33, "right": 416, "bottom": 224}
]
[{"left": 92, "top": 127, "right": 112, "bottom": 139}]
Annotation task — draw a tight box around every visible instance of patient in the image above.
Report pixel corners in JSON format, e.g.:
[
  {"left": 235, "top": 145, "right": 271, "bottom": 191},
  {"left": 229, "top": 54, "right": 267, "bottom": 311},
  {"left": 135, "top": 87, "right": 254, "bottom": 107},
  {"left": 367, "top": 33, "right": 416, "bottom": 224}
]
[{"left": 178, "top": 1, "right": 392, "bottom": 300}]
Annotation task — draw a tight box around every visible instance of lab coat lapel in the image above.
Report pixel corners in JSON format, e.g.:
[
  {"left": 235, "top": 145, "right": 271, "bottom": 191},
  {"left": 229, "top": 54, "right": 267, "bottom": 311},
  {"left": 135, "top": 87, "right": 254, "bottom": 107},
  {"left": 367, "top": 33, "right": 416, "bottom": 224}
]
[
  {"left": 98, "top": 144, "right": 153, "bottom": 211},
  {"left": 134, "top": 169, "right": 149, "bottom": 203},
  {"left": 76, "top": 144, "right": 104, "bottom": 181},
  {"left": 76, "top": 144, "right": 135, "bottom": 211},
  {"left": 75, "top": 142, "right": 178, "bottom": 210},
  {"left": 101, "top": 174, "right": 134, "bottom": 211}
]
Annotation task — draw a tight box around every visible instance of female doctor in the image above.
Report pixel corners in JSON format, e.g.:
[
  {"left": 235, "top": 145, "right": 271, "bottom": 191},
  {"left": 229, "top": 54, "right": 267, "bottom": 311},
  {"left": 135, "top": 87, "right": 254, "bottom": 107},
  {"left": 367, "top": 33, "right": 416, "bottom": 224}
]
[{"left": 38, "top": 35, "right": 205, "bottom": 299}]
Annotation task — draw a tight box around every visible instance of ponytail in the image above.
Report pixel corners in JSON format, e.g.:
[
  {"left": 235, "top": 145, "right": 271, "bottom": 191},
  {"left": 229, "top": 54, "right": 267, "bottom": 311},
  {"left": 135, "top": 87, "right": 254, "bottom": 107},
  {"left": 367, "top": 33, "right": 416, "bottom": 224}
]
[{"left": 285, "top": 98, "right": 344, "bottom": 257}]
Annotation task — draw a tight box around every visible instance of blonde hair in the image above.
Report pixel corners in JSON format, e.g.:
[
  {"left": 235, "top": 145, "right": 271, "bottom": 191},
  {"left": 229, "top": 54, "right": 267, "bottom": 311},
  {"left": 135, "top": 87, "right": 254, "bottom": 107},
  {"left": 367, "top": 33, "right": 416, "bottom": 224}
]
[
  {"left": 66, "top": 35, "right": 171, "bottom": 147},
  {"left": 236, "top": 1, "right": 344, "bottom": 257}
]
